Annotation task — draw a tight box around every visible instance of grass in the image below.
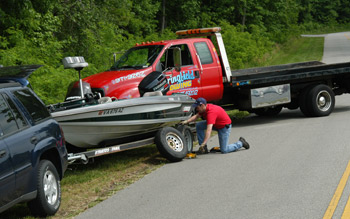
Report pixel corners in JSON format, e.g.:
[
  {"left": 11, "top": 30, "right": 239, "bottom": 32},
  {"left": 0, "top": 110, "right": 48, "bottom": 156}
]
[
  {"left": 0, "top": 29, "right": 334, "bottom": 218},
  {"left": 264, "top": 37, "right": 324, "bottom": 66}
]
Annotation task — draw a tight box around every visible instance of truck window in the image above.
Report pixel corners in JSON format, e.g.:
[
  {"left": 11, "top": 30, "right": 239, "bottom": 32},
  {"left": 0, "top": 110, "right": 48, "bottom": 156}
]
[
  {"left": 194, "top": 42, "right": 213, "bottom": 65},
  {"left": 0, "top": 94, "right": 19, "bottom": 136},
  {"left": 111, "top": 45, "right": 164, "bottom": 70},
  {"left": 13, "top": 89, "right": 50, "bottom": 123},
  {"left": 161, "top": 44, "right": 193, "bottom": 68}
]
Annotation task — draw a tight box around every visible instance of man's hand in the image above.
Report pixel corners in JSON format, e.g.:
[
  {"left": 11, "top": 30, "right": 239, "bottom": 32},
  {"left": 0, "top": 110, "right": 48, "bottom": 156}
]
[
  {"left": 180, "top": 120, "right": 188, "bottom": 125},
  {"left": 197, "top": 143, "right": 208, "bottom": 154}
]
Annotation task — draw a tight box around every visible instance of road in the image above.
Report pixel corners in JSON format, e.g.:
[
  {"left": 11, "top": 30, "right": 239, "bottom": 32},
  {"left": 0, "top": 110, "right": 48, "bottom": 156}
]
[{"left": 76, "top": 32, "right": 350, "bottom": 219}]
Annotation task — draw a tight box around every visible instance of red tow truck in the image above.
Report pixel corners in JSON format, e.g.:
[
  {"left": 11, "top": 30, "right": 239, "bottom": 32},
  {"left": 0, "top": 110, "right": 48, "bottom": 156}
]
[{"left": 70, "top": 27, "right": 350, "bottom": 117}]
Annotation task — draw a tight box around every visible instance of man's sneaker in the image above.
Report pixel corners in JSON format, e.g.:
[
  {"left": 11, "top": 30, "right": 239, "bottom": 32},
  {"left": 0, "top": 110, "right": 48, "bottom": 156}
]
[
  {"left": 196, "top": 144, "right": 208, "bottom": 154},
  {"left": 239, "top": 137, "right": 250, "bottom": 149}
]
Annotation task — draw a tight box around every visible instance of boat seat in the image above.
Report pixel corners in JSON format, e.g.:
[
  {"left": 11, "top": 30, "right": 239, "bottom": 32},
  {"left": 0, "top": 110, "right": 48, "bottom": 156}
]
[{"left": 143, "top": 91, "right": 163, "bottom": 97}]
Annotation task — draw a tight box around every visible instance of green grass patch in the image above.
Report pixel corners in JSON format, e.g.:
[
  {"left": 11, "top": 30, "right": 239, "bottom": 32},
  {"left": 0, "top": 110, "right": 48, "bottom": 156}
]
[{"left": 255, "top": 36, "right": 324, "bottom": 67}]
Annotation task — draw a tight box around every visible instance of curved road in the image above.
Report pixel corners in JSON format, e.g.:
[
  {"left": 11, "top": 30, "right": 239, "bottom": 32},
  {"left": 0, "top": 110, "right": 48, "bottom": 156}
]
[{"left": 76, "top": 32, "right": 350, "bottom": 219}]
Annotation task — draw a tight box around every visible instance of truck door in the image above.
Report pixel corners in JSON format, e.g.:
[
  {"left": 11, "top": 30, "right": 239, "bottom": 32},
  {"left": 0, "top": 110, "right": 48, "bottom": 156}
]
[
  {"left": 0, "top": 95, "right": 16, "bottom": 206},
  {"left": 193, "top": 41, "right": 223, "bottom": 101},
  {"left": 161, "top": 44, "right": 203, "bottom": 99}
]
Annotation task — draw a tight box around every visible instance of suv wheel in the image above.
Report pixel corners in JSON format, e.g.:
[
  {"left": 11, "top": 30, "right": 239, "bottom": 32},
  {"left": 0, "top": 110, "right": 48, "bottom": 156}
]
[{"left": 28, "top": 160, "right": 61, "bottom": 216}]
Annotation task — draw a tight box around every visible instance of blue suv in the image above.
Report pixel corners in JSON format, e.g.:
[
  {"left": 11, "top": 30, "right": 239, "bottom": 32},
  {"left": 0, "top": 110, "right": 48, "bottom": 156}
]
[{"left": 0, "top": 65, "right": 68, "bottom": 216}]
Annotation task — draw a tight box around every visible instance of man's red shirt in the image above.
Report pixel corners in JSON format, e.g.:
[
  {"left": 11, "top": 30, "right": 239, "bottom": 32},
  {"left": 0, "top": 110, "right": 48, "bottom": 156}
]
[{"left": 199, "top": 104, "right": 231, "bottom": 129}]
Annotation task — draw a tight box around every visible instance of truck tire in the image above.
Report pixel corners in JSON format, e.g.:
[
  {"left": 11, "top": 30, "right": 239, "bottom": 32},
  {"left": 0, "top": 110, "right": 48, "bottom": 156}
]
[
  {"left": 155, "top": 127, "right": 187, "bottom": 162},
  {"left": 28, "top": 160, "right": 61, "bottom": 217},
  {"left": 299, "top": 86, "right": 313, "bottom": 117},
  {"left": 176, "top": 125, "right": 194, "bottom": 153},
  {"left": 254, "top": 106, "right": 282, "bottom": 116},
  {"left": 307, "top": 84, "right": 335, "bottom": 117}
]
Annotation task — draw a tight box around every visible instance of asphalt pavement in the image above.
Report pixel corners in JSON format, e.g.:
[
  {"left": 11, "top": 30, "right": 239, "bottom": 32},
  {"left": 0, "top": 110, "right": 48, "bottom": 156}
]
[{"left": 76, "top": 32, "right": 350, "bottom": 219}]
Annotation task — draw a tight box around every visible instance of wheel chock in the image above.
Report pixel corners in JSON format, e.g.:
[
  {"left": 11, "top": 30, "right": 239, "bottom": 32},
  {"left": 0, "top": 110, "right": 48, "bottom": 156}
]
[{"left": 186, "top": 153, "right": 197, "bottom": 159}]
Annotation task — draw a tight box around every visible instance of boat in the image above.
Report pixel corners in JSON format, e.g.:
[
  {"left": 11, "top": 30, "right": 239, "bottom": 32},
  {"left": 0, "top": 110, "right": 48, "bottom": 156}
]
[
  {"left": 49, "top": 56, "right": 194, "bottom": 149},
  {"left": 50, "top": 94, "right": 193, "bottom": 148}
]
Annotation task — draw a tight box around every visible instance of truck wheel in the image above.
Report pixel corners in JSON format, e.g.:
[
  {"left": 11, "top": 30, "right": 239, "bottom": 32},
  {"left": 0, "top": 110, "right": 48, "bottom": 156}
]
[
  {"left": 176, "top": 125, "right": 194, "bottom": 153},
  {"left": 299, "top": 87, "right": 313, "bottom": 117},
  {"left": 28, "top": 160, "right": 61, "bottom": 217},
  {"left": 307, "top": 84, "right": 335, "bottom": 117},
  {"left": 155, "top": 127, "right": 187, "bottom": 162},
  {"left": 254, "top": 106, "right": 282, "bottom": 116}
]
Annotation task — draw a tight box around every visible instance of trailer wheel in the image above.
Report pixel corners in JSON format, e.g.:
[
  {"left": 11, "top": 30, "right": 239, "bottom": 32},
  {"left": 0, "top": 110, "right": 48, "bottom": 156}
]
[
  {"left": 307, "top": 84, "right": 335, "bottom": 117},
  {"left": 28, "top": 160, "right": 61, "bottom": 217},
  {"left": 254, "top": 106, "right": 282, "bottom": 116},
  {"left": 176, "top": 125, "right": 194, "bottom": 153},
  {"left": 155, "top": 127, "right": 187, "bottom": 162}
]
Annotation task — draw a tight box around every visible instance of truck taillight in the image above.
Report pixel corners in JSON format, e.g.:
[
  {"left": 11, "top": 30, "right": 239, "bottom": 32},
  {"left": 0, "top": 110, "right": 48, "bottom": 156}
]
[{"left": 176, "top": 27, "right": 221, "bottom": 36}]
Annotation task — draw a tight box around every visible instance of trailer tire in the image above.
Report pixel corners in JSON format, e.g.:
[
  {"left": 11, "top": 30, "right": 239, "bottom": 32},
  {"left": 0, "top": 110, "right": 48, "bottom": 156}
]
[
  {"left": 307, "top": 84, "right": 335, "bottom": 117},
  {"left": 176, "top": 125, "right": 194, "bottom": 153},
  {"left": 254, "top": 106, "right": 282, "bottom": 116},
  {"left": 28, "top": 160, "right": 61, "bottom": 217},
  {"left": 155, "top": 127, "right": 187, "bottom": 162}
]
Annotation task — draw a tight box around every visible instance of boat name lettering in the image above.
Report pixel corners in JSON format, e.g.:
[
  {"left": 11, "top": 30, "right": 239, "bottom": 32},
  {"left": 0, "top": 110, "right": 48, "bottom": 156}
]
[
  {"left": 168, "top": 70, "right": 195, "bottom": 84},
  {"left": 112, "top": 71, "right": 146, "bottom": 84},
  {"left": 98, "top": 108, "right": 124, "bottom": 115}
]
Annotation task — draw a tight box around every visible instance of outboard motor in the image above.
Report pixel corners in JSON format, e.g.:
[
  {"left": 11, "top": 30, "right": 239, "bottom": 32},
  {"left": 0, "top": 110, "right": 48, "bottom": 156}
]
[
  {"left": 138, "top": 71, "right": 170, "bottom": 97},
  {"left": 65, "top": 81, "right": 94, "bottom": 101}
]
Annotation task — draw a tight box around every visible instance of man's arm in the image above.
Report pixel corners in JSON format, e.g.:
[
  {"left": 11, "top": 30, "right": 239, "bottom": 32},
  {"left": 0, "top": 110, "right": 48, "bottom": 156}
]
[
  {"left": 201, "top": 123, "right": 213, "bottom": 146},
  {"left": 182, "top": 113, "right": 200, "bottom": 124}
]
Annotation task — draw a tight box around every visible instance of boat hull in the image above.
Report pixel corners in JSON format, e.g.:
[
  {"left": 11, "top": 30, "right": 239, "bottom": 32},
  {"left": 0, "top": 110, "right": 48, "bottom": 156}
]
[{"left": 52, "top": 95, "right": 194, "bottom": 148}]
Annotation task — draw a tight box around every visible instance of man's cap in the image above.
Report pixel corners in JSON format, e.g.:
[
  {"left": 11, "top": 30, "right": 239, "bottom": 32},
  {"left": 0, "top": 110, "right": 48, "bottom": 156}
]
[{"left": 192, "top": 97, "right": 207, "bottom": 108}]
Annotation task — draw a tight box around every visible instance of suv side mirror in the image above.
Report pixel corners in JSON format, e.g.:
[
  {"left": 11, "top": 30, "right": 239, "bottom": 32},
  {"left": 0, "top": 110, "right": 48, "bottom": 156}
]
[{"left": 173, "top": 47, "right": 182, "bottom": 72}]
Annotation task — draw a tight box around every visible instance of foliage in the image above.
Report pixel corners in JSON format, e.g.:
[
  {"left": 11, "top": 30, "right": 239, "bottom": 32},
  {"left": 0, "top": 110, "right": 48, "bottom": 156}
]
[{"left": 0, "top": 0, "right": 349, "bottom": 103}]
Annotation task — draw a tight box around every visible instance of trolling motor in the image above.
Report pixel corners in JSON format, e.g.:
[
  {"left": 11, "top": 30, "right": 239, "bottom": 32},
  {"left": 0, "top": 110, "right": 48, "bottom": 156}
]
[{"left": 62, "top": 56, "right": 89, "bottom": 99}]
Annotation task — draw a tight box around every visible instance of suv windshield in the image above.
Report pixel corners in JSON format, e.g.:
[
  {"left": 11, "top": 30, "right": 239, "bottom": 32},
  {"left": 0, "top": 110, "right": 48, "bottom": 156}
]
[{"left": 111, "top": 45, "right": 164, "bottom": 70}]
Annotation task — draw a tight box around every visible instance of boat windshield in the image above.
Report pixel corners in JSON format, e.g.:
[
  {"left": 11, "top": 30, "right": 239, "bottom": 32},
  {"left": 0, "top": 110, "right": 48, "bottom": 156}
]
[{"left": 111, "top": 45, "right": 164, "bottom": 70}]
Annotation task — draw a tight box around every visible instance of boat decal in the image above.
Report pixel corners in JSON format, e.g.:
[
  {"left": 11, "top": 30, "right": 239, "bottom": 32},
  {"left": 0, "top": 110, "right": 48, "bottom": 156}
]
[
  {"left": 183, "top": 106, "right": 191, "bottom": 112},
  {"left": 98, "top": 108, "right": 124, "bottom": 115}
]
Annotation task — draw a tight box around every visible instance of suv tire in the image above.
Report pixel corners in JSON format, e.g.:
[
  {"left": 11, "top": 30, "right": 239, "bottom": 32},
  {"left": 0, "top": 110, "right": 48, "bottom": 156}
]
[{"left": 28, "top": 160, "right": 61, "bottom": 217}]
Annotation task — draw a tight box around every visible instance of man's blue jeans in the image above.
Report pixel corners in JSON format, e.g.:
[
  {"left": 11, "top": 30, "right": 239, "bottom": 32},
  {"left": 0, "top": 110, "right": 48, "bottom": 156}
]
[{"left": 196, "top": 121, "right": 243, "bottom": 154}]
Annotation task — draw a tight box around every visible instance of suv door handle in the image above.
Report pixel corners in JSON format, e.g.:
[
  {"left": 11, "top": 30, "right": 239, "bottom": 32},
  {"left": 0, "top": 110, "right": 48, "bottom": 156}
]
[
  {"left": 0, "top": 150, "right": 6, "bottom": 158},
  {"left": 30, "top": 136, "right": 38, "bottom": 144}
]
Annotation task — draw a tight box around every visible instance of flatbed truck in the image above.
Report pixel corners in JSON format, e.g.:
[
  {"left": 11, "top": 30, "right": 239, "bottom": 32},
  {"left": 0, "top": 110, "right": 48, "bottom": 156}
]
[{"left": 68, "top": 27, "right": 350, "bottom": 117}]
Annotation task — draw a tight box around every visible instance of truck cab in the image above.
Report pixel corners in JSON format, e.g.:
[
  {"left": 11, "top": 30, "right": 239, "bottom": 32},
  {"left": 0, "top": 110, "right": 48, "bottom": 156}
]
[{"left": 78, "top": 28, "right": 225, "bottom": 102}]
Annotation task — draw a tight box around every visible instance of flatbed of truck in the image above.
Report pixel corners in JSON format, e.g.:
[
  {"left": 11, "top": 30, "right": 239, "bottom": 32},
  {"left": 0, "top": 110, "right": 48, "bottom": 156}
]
[{"left": 231, "top": 61, "right": 350, "bottom": 87}]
